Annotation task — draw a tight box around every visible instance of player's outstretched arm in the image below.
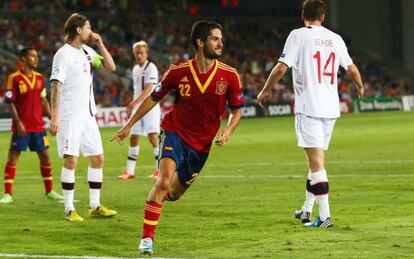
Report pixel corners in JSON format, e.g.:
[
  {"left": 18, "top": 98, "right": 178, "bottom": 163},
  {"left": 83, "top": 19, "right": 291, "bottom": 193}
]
[
  {"left": 346, "top": 63, "right": 364, "bottom": 98},
  {"left": 127, "top": 82, "right": 155, "bottom": 118},
  {"left": 50, "top": 80, "right": 61, "bottom": 136},
  {"left": 215, "top": 108, "right": 242, "bottom": 147},
  {"left": 257, "top": 62, "right": 288, "bottom": 106},
  {"left": 111, "top": 95, "right": 159, "bottom": 144}
]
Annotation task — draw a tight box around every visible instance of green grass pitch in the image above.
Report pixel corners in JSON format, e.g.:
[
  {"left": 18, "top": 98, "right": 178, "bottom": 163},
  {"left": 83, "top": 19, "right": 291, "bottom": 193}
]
[{"left": 0, "top": 111, "right": 413, "bottom": 258}]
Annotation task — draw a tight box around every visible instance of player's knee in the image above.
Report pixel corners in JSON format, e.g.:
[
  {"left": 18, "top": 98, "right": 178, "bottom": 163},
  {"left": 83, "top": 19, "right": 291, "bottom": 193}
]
[
  {"left": 308, "top": 159, "right": 324, "bottom": 171},
  {"left": 63, "top": 157, "right": 77, "bottom": 170},
  {"left": 155, "top": 177, "right": 171, "bottom": 192},
  {"left": 38, "top": 151, "right": 50, "bottom": 164},
  {"left": 89, "top": 154, "right": 104, "bottom": 168},
  {"left": 7, "top": 152, "right": 20, "bottom": 164}
]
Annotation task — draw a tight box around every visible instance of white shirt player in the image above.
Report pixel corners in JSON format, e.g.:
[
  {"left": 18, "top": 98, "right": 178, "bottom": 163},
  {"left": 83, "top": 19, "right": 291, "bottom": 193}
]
[
  {"left": 279, "top": 25, "right": 353, "bottom": 118},
  {"left": 130, "top": 60, "right": 161, "bottom": 136},
  {"left": 51, "top": 43, "right": 98, "bottom": 120},
  {"left": 132, "top": 61, "right": 158, "bottom": 99}
]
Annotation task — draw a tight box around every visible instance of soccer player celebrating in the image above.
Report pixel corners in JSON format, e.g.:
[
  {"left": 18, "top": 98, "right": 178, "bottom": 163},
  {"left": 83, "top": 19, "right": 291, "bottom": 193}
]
[
  {"left": 50, "top": 13, "right": 117, "bottom": 221},
  {"left": 0, "top": 47, "right": 63, "bottom": 204},
  {"left": 118, "top": 41, "right": 161, "bottom": 180},
  {"left": 257, "top": 0, "right": 364, "bottom": 227},
  {"left": 112, "top": 20, "right": 245, "bottom": 255}
]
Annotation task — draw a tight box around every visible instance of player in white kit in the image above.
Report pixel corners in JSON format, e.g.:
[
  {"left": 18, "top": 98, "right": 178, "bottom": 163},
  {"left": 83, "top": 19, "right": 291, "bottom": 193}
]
[
  {"left": 50, "top": 13, "right": 117, "bottom": 221},
  {"left": 117, "top": 41, "right": 161, "bottom": 180},
  {"left": 257, "top": 0, "right": 364, "bottom": 227}
]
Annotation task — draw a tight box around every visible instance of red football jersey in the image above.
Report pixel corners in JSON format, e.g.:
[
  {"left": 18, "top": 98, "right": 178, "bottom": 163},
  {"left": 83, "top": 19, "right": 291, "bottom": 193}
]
[
  {"left": 4, "top": 70, "right": 46, "bottom": 132},
  {"left": 152, "top": 59, "right": 245, "bottom": 152}
]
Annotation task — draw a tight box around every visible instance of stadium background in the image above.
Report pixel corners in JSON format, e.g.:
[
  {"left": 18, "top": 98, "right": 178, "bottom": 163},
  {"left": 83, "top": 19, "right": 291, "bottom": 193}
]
[
  {"left": 0, "top": 0, "right": 414, "bottom": 258},
  {"left": 1, "top": 0, "right": 414, "bottom": 121}
]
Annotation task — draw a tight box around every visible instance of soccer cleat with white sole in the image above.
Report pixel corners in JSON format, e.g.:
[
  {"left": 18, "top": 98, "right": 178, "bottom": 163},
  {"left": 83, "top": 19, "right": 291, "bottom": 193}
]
[
  {"left": 0, "top": 194, "right": 13, "bottom": 204},
  {"left": 138, "top": 237, "right": 154, "bottom": 255},
  {"left": 304, "top": 217, "right": 333, "bottom": 228},
  {"left": 294, "top": 209, "right": 311, "bottom": 223}
]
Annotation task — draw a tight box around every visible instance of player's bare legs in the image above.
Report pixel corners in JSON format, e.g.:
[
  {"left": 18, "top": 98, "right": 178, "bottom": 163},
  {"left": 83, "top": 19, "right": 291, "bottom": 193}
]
[
  {"left": 303, "top": 147, "right": 332, "bottom": 227},
  {"left": 304, "top": 148, "right": 324, "bottom": 172},
  {"left": 164, "top": 172, "right": 187, "bottom": 201},
  {"left": 63, "top": 155, "right": 78, "bottom": 170},
  {"left": 147, "top": 132, "right": 160, "bottom": 179},
  {"left": 147, "top": 157, "right": 176, "bottom": 203},
  {"left": 7, "top": 150, "right": 21, "bottom": 165},
  {"left": 89, "top": 154, "right": 104, "bottom": 169}
]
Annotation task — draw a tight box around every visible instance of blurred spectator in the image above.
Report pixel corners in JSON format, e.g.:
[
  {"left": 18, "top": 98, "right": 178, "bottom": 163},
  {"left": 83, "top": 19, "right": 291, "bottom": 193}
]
[{"left": 0, "top": 1, "right": 413, "bottom": 112}]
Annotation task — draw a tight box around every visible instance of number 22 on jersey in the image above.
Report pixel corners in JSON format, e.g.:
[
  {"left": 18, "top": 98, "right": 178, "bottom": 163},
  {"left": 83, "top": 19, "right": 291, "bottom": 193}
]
[
  {"left": 179, "top": 83, "right": 191, "bottom": 96},
  {"left": 313, "top": 51, "right": 335, "bottom": 85}
]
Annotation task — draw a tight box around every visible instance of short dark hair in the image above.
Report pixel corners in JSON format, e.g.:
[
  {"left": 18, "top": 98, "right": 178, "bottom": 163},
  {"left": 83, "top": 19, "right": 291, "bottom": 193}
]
[
  {"left": 303, "top": 0, "right": 326, "bottom": 21},
  {"left": 64, "top": 13, "right": 88, "bottom": 42},
  {"left": 19, "top": 47, "right": 36, "bottom": 58},
  {"left": 190, "top": 20, "right": 222, "bottom": 50}
]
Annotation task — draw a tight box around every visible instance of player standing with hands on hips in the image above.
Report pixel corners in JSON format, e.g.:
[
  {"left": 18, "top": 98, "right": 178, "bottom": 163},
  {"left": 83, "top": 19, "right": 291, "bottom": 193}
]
[
  {"left": 257, "top": 0, "right": 364, "bottom": 227},
  {"left": 50, "top": 13, "right": 117, "bottom": 221},
  {"left": 112, "top": 20, "right": 245, "bottom": 255}
]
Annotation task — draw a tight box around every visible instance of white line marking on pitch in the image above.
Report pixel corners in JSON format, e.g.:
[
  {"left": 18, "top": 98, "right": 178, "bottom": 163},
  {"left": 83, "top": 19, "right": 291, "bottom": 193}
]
[
  {"left": 0, "top": 253, "right": 178, "bottom": 259},
  {"left": 13, "top": 159, "right": 414, "bottom": 174},
  {"left": 12, "top": 173, "right": 414, "bottom": 181}
]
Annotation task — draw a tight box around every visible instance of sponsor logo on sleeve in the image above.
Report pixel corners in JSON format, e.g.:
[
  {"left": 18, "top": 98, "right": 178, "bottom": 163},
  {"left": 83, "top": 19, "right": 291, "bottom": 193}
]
[
  {"left": 155, "top": 82, "right": 162, "bottom": 92},
  {"left": 5, "top": 90, "right": 13, "bottom": 99},
  {"left": 52, "top": 67, "right": 59, "bottom": 76}
]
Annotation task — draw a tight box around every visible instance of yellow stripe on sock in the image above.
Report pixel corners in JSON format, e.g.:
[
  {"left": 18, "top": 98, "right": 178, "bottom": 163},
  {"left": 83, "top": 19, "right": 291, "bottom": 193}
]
[
  {"left": 144, "top": 219, "right": 158, "bottom": 225},
  {"left": 145, "top": 208, "right": 162, "bottom": 214},
  {"left": 4, "top": 179, "right": 14, "bottom": 184},
  {"left": 145, "top": 206, "right": 162, "bottom": 213},
  {"left": 43, "top": 177, "right": 53, "bottom": 180}
]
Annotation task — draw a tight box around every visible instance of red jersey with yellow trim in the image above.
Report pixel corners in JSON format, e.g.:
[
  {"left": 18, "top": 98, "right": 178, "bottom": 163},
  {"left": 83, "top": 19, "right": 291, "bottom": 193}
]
[
  {"left": 152, "top": 59, "right": 245, "bottom": 152},
  {"left": 4, "top": 70, "right": 46, "bottom": 132}
]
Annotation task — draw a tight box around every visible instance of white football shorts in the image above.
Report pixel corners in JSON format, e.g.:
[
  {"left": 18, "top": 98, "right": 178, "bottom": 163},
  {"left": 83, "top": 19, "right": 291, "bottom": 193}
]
[
  {"left": 57, "top": 117, "right": 103, "bottom": 157},
  {"left": 295, "top": 113, "right": 337, "bottom": 150},
  {"left": 130, "top": 104, "right": 161, "bottom": 136}
]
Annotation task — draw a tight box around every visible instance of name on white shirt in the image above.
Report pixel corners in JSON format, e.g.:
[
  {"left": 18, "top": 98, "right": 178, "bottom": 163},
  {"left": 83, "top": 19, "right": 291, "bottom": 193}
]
[{"left": 314, "top": 39, "right": 333, "bottom": 47}]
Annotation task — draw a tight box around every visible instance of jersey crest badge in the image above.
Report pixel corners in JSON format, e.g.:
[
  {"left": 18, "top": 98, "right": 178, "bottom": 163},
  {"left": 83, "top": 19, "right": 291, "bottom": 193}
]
[
  {"left": 215, "top": 81, "right": 227, "bottom": 95},
  {"left": 18, "top": 80, "right": 27, "bottom": 94}
]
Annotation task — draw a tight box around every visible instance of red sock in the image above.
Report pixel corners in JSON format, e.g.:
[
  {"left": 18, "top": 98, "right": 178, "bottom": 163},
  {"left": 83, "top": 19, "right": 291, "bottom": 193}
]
[
  {"left": 4, "top": 163, "right": 16, "bottom": 195},
  {"left": 40, "top": 163, "right": 53, "bottom": 193},
  {"left": 142, "top": 201, "right": 163, "bottom": 240}
]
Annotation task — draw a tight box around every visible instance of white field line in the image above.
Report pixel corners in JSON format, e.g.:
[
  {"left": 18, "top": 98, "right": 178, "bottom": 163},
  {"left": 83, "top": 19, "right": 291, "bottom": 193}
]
[
  {"left": 11, "top": 173, "right": 414, "bottom": 181},
  {"left": 0, "top": 254, "right": 178, "bottom": 259},
  {"left": 13, "top": 159, "right": 414, "bottom": 175}
]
